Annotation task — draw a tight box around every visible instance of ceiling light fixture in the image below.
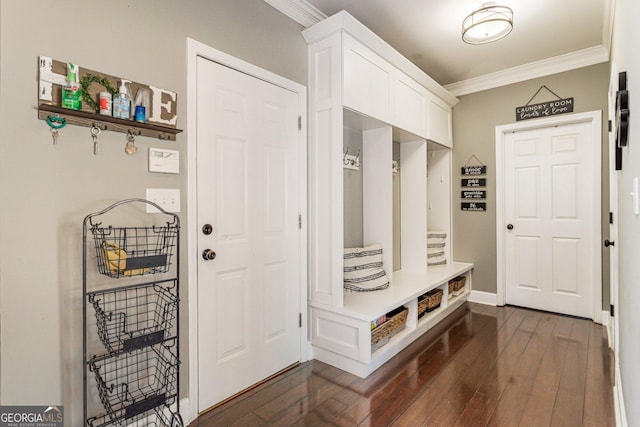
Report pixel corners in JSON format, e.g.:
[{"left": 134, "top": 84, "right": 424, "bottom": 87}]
[{"left": 462, "top": 3, "right": 513, "bottom": 45}]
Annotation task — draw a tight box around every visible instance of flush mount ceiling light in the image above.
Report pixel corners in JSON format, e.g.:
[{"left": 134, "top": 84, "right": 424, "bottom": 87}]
[{"left": 462, "top": 3, "right": 513, "bottom": 45}]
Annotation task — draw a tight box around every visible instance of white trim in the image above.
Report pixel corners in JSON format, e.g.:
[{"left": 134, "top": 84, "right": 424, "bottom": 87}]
[
  {"left": 445, "top": 45, "right": 610, "bottom": 97},
  {"left": 467, "top": 290, "right": 498, "bottom": 306},
  {"left": 186, "top": 37, "right": 309, "bottom": 420},
  {"left": 615, "top": 361, "right": 628, "bottom": 427},
  {"left": 179, "top": 398, "right": 192, "bottom": 425},
  {"left": 495, "top": 111, "right": 602, "bottom": 321},
  {"left": 263, "top": 0, "right": 326, "bottom": 27}
]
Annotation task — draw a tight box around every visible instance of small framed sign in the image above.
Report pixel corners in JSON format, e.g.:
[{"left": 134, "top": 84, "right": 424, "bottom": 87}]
[
  {"left": 462, "top": 190, "right": 486, "bottom": 199},
  {"left": 461, "top": 165, "right": 487, "bottom": 176},
  {"left": 462, "top": 202, "right": 487, "bottom": 212},
  {"left": 461, "top": 178, "right": 486, "bottom": 187}
]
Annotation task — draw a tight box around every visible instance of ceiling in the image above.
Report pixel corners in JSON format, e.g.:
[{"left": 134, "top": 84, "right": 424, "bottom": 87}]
[{"left": 265, "top": 0, "right": 613, "bottom": 96}]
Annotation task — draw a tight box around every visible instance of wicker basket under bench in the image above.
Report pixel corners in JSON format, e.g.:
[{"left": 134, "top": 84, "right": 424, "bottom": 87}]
[
  {"left": 417, "top": 288, "right": 444, "bottom": 318},
  {"left": 448, "top": 276, "right": 466, "bottom": 298},
  {"left": 371, "top": 306, "right": 408, "bottom": 352}
]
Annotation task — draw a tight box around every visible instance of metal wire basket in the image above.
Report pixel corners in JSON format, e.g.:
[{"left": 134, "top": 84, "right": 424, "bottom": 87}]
[
  {"left": 90, "top": 223, "right": 178, "bottom": 279},
  {"left": 88, "top": 339, "right": 179, "bottom": 423},
  {"left": 88, "top": 282, "right": 178, "bottom": 354}
]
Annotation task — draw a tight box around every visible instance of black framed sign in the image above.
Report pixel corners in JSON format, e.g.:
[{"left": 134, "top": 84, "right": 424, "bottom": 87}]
[
  {"left": 461, "top": 178, "right": 486, "bottom": 187},
  {"left": 516, "top": 98, "right": 574, "bottom": 121},
  {"left": 461, "top": 202, "right": 487, "bottom": 212},
  {"left": 516, "top": 86, "right": 574, "bottom": 122},
  {"left": 462, "top": 190, "right": 486, "bottom": 199},
  {"left": 461, "top": 165, "right": 487, "bottom": 175}
]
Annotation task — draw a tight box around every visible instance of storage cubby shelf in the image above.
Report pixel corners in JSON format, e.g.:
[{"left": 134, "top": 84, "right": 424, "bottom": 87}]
[{"left": 311, "top": 262, "right": 474, "bottom": 321}]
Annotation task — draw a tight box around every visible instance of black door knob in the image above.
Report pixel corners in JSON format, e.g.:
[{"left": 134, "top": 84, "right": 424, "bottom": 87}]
[
  {"left": 202, "top": 249, "right": 217, "bottom": 260},
  {"left": 507, "top": 224, "right": 514, "bottom": 230},
  {"left": 202, "top": 224, "right": 213, "bottom": 235},
  {"left": 604, "top": 240, "right": 615, "bottom": 247}
]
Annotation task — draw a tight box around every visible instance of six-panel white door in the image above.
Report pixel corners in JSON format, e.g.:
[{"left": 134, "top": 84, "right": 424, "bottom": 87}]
[
  {"left": 196, "top": 57, "right": 301, "bottom": 411},
  {"left": 504, "top": 121, "right": 597, "bottom": 318}
]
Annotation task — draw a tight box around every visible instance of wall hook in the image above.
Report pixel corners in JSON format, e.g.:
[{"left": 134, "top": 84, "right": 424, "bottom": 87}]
[
  {"left": 343, "top": 147, "right": 351, "bottom": 165},
  {"left": 343, "top": 146, "right": 361, "bottom": 171}
]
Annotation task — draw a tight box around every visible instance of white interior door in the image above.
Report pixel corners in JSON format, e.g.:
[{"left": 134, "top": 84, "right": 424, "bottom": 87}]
[
  {"left": 196, "top": 57, "right": 301, "bottom": 411},
  {"left": 504, "top": 120, "right": 599, "bottom": 318}
]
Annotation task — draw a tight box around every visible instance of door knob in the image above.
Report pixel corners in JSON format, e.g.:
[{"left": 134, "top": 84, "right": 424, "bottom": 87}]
[
  {"left": 604, "top": 240, "right": 615, "bottom": 247},
  {"left": 202, "top": 249, "right": 217, "bottom": 260},
  {"left": 507, "top": 224, "right": 514, "bottom": 230},
  {"left": 202, "top": 224, "right": 213, "bottom": 235}
]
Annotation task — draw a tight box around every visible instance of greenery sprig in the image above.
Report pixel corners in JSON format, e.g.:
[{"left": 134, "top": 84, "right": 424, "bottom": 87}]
[{"left": 80, "top": 74, "right": 118, "bottom": 112}]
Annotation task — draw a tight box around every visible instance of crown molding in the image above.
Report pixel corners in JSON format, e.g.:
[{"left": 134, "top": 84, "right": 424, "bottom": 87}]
[
  {"left": 445, "top": 45, "right": 610, "bottom": 96},
  {"left": 264, "top": 0, "right": 326, "bottom": 28}
]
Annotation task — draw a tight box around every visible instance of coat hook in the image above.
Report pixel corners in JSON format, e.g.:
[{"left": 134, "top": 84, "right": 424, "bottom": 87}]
[{"left": 343, "top": 146, "right": 351, "bottom": 165}]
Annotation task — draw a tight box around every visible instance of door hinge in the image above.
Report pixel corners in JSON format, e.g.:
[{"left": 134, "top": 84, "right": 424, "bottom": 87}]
[
  {"left": 610, "top": 304, "right": 615, "bottom": 317},
  {"left": 298, "top": 116, "right": 302, "bottom": 131},
  {"left": 299, "top": 312, "right": 302, "bottom": 328},
  {"left": 609, "top": 212, "right": 614, "bottom": 224},
  {"left": 608, "top": 119, "right": 612, "bottom": 132},
  {"left": 298, "top": 214, "right": 302, "bottom": 230}
]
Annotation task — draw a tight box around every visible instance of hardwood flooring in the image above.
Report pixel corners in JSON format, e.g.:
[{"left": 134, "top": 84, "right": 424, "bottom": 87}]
[{"left": 190, "top": 303, "right": 614, "bottom": 426}]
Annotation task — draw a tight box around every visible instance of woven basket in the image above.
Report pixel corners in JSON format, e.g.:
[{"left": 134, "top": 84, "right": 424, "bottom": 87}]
[
  {"left": 371, "top": 307, "right": 408, "bottom": 351},
  {"left": 453, "top": 276, "right": 466, "bottom": 295},
  {"left": 449, "top": 276, "right": 467, "bottom": 297},
  {"left": 418, "top": 288, "right": 443, "bottom": 318},
  {"left": 448, "top": 280, "right": 456, "bottom": 297}
]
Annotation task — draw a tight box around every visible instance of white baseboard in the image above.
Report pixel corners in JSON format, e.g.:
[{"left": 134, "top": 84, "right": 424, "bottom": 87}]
[
  {"left": 180, "top": 397, "right": 195, "bottom": 426},
  {"left": 467, "top": 290, "right": 497, "bottom": 306},
  {"left": 614, "top": 363, "right": 628, "bottom": 427}
]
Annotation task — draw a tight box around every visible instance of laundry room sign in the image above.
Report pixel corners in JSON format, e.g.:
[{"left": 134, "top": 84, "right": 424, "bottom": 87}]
[
  {"left": 516, "top": 98, "right": 574, "bottom": 121},
  {"left": 516, "top": 85, "right": 573, "bottom": 121}
]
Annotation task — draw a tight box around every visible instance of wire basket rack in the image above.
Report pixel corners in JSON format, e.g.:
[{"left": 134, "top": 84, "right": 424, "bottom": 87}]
[
  {"left": 83, "top": 199, "right": 182, "bottom": 427},
  {"left": 88, "top": 282, "right": 178, "bottom": 354}
]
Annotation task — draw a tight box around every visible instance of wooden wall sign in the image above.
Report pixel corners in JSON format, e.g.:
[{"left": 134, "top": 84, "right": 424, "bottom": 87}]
[
  {"left": 516, "top": 98, "right": 574, "bottom": 121},
  {"left": 516, "top": 85, "right": 573, "bottom": 122},
  {"left": 461, "top": 178, "right": 486, "bottom": 187},
  {"left": 461, "top": 202, "right": 486, "bottom": 212},
  {"left": 461, "top": 165, "right": 487, "bottom": 175},
  {"left": 462, "top": 190, "right": 486, "bottom": 199},
  {"left": 38, "top": 56, "right": 178, "bottom": 127},
  {"left": 461, "top": 155, "right": 487, "bottom": 211}
]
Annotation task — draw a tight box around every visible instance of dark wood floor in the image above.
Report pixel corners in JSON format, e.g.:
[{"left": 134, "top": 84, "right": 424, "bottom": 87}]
[{"left": 190, "top": 303, "right": 614, "bottom": 426}]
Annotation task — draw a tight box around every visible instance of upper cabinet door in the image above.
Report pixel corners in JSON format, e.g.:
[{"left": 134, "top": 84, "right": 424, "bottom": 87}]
[
  {"left": 394, "top": 72, "right": 428, "bottom": 138},
  {"left": 427, "top": 94, "right": 453, "bottom": 147},
  {"left": 342, "top": 34, "right": 394, "bottom": 123}
]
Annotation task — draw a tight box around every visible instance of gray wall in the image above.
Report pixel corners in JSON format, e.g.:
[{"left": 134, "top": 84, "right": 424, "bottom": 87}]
[
  {"left": 451, "top": 63, "right": 610, "bottom": 307},
  {"left": 0, "top": 0, "right": 306, "bottom": 424},
  {"left": 610, "top": 0, "right": 640, "bottom": 424},
  {"left": 343, "top": 127, "right": 364, "bottom": 247}
]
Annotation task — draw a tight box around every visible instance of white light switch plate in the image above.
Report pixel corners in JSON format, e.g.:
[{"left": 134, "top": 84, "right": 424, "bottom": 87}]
[{"left": 146, "top": 188, "right": 180, "bottom": 213}]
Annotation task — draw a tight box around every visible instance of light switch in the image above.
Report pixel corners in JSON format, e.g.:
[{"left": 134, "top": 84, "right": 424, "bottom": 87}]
[{"left": 146, "top": 188, "right": 180, "bottom": 213}]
